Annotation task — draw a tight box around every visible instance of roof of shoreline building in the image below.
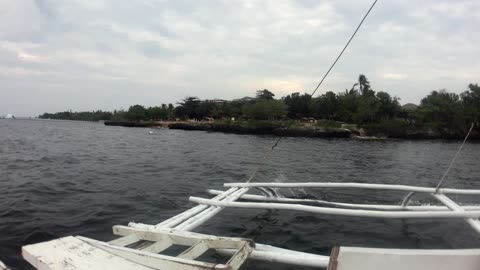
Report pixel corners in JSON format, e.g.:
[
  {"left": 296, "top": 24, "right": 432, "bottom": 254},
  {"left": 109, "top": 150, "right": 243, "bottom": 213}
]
[
  {"left": 233, "top": 96, "right": 255, "bottom": 102},
  {"left": 401, "top": 103, "right": 419, "bottom": 111},
  {"left": 206, "top": 99, "right": 227, "bottom": 103}
]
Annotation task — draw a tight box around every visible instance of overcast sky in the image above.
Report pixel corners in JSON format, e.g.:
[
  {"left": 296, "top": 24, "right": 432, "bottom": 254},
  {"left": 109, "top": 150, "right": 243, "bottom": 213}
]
[{"left": 1, "top": 0, "right": 479, "bottom": 116}]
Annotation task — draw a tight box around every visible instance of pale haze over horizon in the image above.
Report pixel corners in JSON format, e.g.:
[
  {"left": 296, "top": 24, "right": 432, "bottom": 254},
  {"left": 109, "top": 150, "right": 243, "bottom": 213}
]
[{"left": 1, "top": 0, "right": 479, "bottom": 117}]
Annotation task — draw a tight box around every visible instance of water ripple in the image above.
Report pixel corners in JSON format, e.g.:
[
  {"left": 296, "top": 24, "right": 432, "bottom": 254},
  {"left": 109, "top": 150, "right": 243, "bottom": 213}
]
[{"left": 1, "top": 119, "right": 480, "bottom": 269}]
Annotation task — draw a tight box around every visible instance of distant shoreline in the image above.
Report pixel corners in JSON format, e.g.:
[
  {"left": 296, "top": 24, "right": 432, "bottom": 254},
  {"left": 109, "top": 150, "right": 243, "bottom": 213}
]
[
  {"left": 3, "top": 118, "right": 477, "bottom": 140},
  {"left": 103, "top": 120, "right": 480, "bottom": 140}
]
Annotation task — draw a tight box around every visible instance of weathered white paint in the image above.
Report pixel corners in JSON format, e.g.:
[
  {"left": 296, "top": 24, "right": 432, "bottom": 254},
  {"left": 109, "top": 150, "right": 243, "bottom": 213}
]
[
  {"left": 331, "top": 247, "right": 480, "bottom": 270},
  {"left": 226, "top": 241, "right": 254, "bottom": 270},
  {"left": 156, "top": 187, "right": 239, "bottom": 228},
  {"left": 0, "top": 260, "right": 9, "bottom": 270},
  {"left": 23, "top": 180, "right": 480, "bottom": 270},
  {"left": 113, "top": 225, "right": 253, "bottom": 250},
  {"left": 22, "top": 236, "right": 156, "bottom": 270},
  {"left": 224, "top": 182, "right": 480, "bottom": 195},
  {"left": 79, "top": 236, "right": 230, "bottom": 270},
  {"left": 110, "top": 188, "right": 247, "bottom": 251},
  {"left": 177, "top": 241, "right": 209, "bottom": 260},
  {"left": 189, "top": 196, "right": 480, "bottom": 219},
  {"left": 208, "top": 189, "right": 480, "bottom": 211},
  {"left": 432, "top": 194, "right": 480, "bottom": 234},
  {"left": 127, "top": 223, "right": 330, "bottom": 268},
  {"left": 139, "top": 240, "right": 172, "bottom": 253},
  {"left": 97, "top": 227, "right": 254, "bottom": 269},
  {"left": 108, "top": 233, "right": 139, "bottom": 246},
  {"left": 175, "top": 188, "right": 250, "bottom": 231},
  {"left": 217, "top": 244, "right": 330, "bottom": 268}
]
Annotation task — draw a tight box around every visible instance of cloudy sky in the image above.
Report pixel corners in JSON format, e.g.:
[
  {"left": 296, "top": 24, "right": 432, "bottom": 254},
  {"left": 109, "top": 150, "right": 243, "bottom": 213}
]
[{"left": 1, "top": 0, "right": 479, "bottom": 116}]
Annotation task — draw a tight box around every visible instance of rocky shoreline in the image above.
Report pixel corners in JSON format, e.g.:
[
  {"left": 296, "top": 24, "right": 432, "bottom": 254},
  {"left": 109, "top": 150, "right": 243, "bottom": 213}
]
[
  {"left": 168, "top": 122, "right": 352, "bottom": 138},
  {"left": 104, "top": 121, "right": 479, "bottom": 140}
]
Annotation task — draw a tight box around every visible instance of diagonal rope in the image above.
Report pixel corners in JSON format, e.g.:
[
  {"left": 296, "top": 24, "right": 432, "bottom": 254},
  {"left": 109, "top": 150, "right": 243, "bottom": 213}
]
[
  {"left": 310, "top": 0, "right": 378, "bottom": 97},
  {"left": 245, "top": 0, "right": 379, "bottom": 183},
  {"left": 435, "top": 123, "right": 475, "bottom": 192}
]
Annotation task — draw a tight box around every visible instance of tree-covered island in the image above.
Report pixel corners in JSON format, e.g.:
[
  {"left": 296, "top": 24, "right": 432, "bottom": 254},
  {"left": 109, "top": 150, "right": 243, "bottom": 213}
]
[{"left": 39, "top": 75, "right": 480, "bottom": 140}]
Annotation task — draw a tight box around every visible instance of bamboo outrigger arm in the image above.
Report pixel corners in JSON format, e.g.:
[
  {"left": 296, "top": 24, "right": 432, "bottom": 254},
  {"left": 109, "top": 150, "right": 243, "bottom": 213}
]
[
  {"left": 189, "top": 197, "right": 480, "bottom": 219},
  {"left": 19, "top": 183, "right": 480, "bottom": 270},
  {"left": 190, "top": 182, "right": 480, "bottom": 237},
  {"left": 224, "top": 182, "right": 480, "bottom": 195},
  {"left": 207, "top": 189, "right": 480, "bottom": 211}
]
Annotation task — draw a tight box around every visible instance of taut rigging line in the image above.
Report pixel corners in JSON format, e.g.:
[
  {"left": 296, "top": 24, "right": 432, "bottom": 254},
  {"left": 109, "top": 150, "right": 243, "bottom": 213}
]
[{"left": 245, "top": 0, "right": 380, "bottom": 183}]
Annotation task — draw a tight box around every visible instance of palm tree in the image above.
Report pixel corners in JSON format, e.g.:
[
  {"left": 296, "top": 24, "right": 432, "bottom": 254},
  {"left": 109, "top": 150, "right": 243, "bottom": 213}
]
[{"left": 358, "top": 74, "right": 372, "bottom": 96}]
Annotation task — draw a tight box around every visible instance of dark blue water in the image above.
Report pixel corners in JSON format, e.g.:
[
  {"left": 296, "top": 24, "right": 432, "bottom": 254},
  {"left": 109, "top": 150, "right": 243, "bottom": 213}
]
[{"left": 1, "top": 119, "right": 480, "bottom": 269}]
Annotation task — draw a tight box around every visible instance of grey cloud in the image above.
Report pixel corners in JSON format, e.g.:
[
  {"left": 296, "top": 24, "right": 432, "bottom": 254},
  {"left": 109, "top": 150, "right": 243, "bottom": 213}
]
[{"left": 1, "top": 0, "right": 479, "bottom": 116}]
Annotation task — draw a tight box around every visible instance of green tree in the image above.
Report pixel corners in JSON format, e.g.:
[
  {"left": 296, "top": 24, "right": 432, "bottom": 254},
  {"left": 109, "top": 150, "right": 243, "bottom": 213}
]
[
  {"left": 148, "top": 106, "right": 168, "bottom": 120},
  {"left": 310, "top": 91, "right": 339, "bottom": 120},
  {"left": 358, "top": 74, "right": 374, "bottom": 96},
  {"left": 227, "top": 101, "right": 245, "bottom": 118},
  {"left": 112, "top": 109, "right": 127, "bottom": 121},
  {"left": 461, "top": 83, "right": 480, "bottom": 124},
  {"left": 283, "top": 92, "right": 312, "bottom": 118},
  {"left": 256, "top": 89, "right": 275, "bottom": 100},
  {"left": 39, "top": 110, "right": 114, "bottom": 121},
  {"left": 376, "top": 91, "right": 401, "bottom": 120},
  {"left": 416, "top": 90, "right": 464, "bottom": 128},
  {"left": 337, "top": 89, "right": 360, "bottom": 122},
  {"left": 176, "top": 97, "right": 202, "bottom": 119},
  {"left": 209, "top": 102, "right": 241, "bottom": 119},
  {"left": 167, "top": 104, "right": 175, "bottom": 119},
  {"left": 355, "top": 94, "right": 379, "bottom": 123},
  {"left": 242, "top": 100, "right": 287, "bottom": 120},
  {"left": 126, "top": 105, "right": 147, "bottom": 121}
]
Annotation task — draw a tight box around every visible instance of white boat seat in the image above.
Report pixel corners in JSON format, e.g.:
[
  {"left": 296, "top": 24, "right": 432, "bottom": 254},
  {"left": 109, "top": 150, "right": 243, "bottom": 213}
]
[
  {"left": 22, "top": 228, "right": 255, "bottom": 270},
  {"left": 327, "top": 246, "right": 480, "bottom": 270}
]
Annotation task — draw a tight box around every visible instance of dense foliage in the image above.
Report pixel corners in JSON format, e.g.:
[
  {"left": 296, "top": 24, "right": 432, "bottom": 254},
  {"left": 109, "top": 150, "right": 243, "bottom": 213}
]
[
  {"left": 39, "top": 110, "right": 115, "bottom": 122},
  {"left": 39, "top": 75, "right": 479, "bottom": 132}
]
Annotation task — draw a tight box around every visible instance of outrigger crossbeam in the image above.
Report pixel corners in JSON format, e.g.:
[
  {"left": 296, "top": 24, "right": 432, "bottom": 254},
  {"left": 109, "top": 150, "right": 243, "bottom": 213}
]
[{"left": 21, "top": 182, "right": 480, "bottom": 269}]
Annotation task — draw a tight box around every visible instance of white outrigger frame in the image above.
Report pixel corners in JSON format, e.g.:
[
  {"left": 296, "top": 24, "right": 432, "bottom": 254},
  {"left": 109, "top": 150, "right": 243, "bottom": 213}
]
[
  {"left": 20, "top": 182, "right": 480, "bottom": 269},
  {"left": 191, "top": 182, "right": 480, "bottom": 224}
]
